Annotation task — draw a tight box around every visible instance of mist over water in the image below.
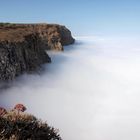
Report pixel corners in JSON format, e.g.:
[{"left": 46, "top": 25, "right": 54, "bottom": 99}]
[{"left": 1, "top": 36, "right": 140, "bottom": 140}]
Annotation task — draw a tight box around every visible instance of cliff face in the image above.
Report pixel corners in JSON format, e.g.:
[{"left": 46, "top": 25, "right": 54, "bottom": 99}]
[{"left": 0, "top": 23, "right": 75, "bottom": 81}]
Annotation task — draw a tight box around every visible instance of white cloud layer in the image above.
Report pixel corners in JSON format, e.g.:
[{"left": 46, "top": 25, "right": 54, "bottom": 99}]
[{"left": 1, "top": 36, "right": 140, "bottom": 140}]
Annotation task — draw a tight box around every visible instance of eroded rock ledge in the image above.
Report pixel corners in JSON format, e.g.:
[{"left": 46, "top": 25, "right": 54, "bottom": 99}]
[{"left": 0, "top": 23, "right": 75, "bottom": 81}]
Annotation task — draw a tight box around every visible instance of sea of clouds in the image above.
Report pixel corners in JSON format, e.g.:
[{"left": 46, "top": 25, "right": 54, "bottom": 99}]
[{"left": 0, "top": 36, "right": 140, "bottom": 140}]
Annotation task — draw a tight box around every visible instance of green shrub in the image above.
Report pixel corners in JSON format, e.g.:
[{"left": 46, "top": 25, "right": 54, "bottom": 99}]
[{"left": 0, "top": 23, "right": 11, "bottom": 26}]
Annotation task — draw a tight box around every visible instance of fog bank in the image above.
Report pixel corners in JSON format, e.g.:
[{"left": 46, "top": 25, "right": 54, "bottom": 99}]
[{"left": 1, "top": 36, "right": 140, "bottom": 140}]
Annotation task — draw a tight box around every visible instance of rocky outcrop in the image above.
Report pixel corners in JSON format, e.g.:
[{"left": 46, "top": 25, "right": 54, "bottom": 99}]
[{"left": 0, "top": 23, "right": 75, "bottom": 81}]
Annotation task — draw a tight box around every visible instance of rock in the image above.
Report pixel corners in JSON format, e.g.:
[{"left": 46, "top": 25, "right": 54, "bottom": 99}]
[{"left": 0, "top": 23, "right": 75, "bottom": 81}]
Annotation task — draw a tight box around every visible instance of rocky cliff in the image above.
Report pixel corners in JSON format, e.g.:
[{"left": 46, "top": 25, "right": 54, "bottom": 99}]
[{"left": 0, "top": 23, "right": 75, "bottom": 81}]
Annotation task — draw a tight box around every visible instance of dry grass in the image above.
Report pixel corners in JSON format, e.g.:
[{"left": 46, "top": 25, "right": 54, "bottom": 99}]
[
  {"left": 0, "top": 110, "right": 62, "bottom": 140},
  {"left": 0, "top": 23, "right": 61, "bottom": 42}
]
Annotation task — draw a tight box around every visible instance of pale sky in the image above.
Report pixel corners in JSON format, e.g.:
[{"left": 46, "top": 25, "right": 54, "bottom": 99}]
[{"left": 0, "top": 0, "right": 140, "bottom": 36}]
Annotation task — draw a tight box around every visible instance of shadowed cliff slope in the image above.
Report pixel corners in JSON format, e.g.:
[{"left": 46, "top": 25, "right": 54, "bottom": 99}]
[{"left": 0, "top": 23, "right": 75, "bottom": 81}]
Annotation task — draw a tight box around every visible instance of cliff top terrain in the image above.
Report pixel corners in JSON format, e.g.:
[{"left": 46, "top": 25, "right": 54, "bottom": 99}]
[{"left": 0, "top": 23, "right": 74, "bottom": 45}]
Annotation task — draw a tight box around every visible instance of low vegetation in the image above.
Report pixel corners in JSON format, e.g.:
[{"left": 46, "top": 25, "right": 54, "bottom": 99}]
[
  {"left": 0, "top": 22, "right": 13, "bottom": 27},
  {"left": 0, "top": 104, "right": 62, "bottom": 140}
]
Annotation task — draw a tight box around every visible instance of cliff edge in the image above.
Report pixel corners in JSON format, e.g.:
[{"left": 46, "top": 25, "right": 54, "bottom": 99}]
[{"left": 0, "top": 23, "right": 75, "bottom": 81}]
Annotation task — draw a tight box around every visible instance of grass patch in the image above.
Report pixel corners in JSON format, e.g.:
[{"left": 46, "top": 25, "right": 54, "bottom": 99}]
[{"left": 0, "top": 105, "right": 62, "bottom": 140}]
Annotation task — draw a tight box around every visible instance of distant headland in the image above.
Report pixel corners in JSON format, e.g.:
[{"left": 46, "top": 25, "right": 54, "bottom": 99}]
[{"left": 0, "top": 23, "right": 75, "bottom": 81}]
